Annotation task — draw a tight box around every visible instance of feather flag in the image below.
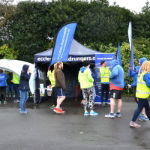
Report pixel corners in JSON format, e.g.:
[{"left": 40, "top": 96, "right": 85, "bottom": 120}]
[
  {"left": 116, "top": 43, "right": 122, "bottom": 66},
  {"left": 128, "top": 22, "right": 135, "bottom": 71},
  {"left": 50, "top": 22, "right": 77, "bottom": 66}
]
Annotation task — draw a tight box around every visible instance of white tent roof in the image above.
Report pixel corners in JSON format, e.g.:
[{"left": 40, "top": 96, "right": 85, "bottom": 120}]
[
  {"left": 0, "top": 59, "right": 35, "bottom": 94},
  {"left": 0, "top": 59, "right": 35, "bottom": 76}
]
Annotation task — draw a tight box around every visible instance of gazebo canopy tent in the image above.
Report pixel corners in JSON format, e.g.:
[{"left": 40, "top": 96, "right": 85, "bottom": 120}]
[
  {"left": 34, "top": 39, "right": 100, "bottom": 64},
  {"left": 34, "top": 39, "right": 103, "bottom": 99}
]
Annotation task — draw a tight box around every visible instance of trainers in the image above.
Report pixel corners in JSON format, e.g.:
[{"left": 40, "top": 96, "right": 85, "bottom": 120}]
[
  {"left": 53, "top": 107, "right": 65, "bottom": 114},
  {"left": 50, "top": 105, "right": 55, "bottom": 109},
  {"left": 138, "top": 115, "right": 145, "bottom": 121},
  {"left": 84, "top": 111, "right": 89, "bottom": 116},
  {"left": 89, "top": 111, "right": 98, "bottom": 116},
  {"left": 115, "top": 112, "right": 122, "bottom": 118},
  {"left": 0, "top": 101, "right": 2, "bottom": 104},
  {"left": 129, "top": 121, "right": 141, "bottom": 128},
  {"left": 20, "top": 110, "right": 28, "bottom": 114},
  {"left": 105, "top": 113, "right": 115, "bottom": 118},
  {"left": 144, "top": 116, "right": 149, "bottom": 121}
]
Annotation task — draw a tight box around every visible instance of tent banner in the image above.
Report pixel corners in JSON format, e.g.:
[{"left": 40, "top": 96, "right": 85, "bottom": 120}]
[
  {"left": 35, "top": 55, "right": 95, "bottom": 63},
  {"left": 50, "top": 23, "right": 77, "bottom": 65},
  {"left": 94, "top": 53, "right": 114, "bottom": 104}
]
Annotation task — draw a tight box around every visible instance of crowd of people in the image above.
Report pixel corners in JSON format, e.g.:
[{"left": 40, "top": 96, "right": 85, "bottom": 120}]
[
  {"left": 0, "top": 57, "right": 150, "bottom": 129},
  {"left": 47, "top": 57, "right": 150, "bottom": 128}
]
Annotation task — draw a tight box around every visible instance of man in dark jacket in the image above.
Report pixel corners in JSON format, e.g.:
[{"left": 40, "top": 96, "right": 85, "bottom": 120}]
[
  {"left": 53, "top": 62, "right": 66, "bottom": 114},
  {"left": 19, "top": 65, "right": 31, "bottom": 114}
]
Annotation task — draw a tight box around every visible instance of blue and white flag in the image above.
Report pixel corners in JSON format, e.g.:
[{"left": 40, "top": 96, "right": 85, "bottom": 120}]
[
  {"left": 116, "top": 43, "right": 122, "bottom": 66},
  {"left": 50, "top": 22, "right": 77, "bottom": 65},
  {"left": 128, "top": 22, "right": 134, "bottom": 70}
]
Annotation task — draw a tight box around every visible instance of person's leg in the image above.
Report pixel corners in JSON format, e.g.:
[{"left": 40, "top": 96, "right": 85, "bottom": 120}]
[
  {"left": 131, "top": 99, "right": 145, "bottom": 122},
  {"left": 117, "top": 99, "right": 122, "bottom": 113},
  {"left": 19, "top": 90, "right": 26, "bottom": 112},
  {"left": 144, "top": 99, "right": 150, "bottom": 120},
  {"left": 56, "top": 96, "right": 66, "bottom": 109},
  {"left": 105, "top": 84, "right": 110, "bottom": 104},
  {"left": 110, "top": 98, "right": 116, "bottom": 113},
  {"left": 82, "top": 89, "right": 88, "bottom": 112},
  {"left": 101, "top": 84, "right": 105, "bottom": 103}
]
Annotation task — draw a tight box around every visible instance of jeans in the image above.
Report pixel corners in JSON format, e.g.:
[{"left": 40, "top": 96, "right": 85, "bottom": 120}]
[
  {"left": 19, "top": 90, "right": 28, "bottom": 111},
  {"left": 132, "top": 98, "right": 150, "bottom": 121}
]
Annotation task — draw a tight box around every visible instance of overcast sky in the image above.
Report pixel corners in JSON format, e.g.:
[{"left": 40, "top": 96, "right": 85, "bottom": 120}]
[{"left": 12, "top": 0, "right": 150, "bottom": 13}]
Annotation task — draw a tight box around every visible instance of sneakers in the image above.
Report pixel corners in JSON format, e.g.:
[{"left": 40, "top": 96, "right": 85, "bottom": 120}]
[
  {"left": 89, "top": 111, "right": 98, "bottom": 116},
  {"left": 0, "top": 101, "right": 2, "bottom": 105},
  {"left": 19, "top": 110, "right": 28, "bottom": 114},
  {"left": 129, "top": 121, "right": 141, "bottom": 128},
  {"left": 138, "top": 115, "right": 145, "bottom": 121},
  {"left": 14, "top": 99, "right": 20, "bottom": 103},
  {"left": 53, "top": 107, "right": 65, "bottom": 114},
  {"left": 50, "top": 105, "right": 55, "bottom": 109},
  {"left": 84, "top": 111, "right": 89, "bottom": 116},
  {"left": 115, "top": 112, "right": 122, "bottom": 118},
  {"left": 105, "top": 113, "right": 115, "bottom": 118}
]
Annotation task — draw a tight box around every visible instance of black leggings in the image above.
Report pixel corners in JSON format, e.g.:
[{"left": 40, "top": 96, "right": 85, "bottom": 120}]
[{"left": 132, "top": 98, "right": 150, "bottom": 121}]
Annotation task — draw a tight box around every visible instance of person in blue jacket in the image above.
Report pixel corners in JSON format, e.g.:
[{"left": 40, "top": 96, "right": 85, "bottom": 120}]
[
  {"left": 19, "top": 65, "right": 31, "bottom": 114},
  {"left": 128, "top": 57, "right": 148, "bottom": 121},
  {"left": 0, "top": 69, "right": 8, "bottom": 104},
  {"left": 105, "top": 59, "right": 125, "bottom": 118},
  {"left": 129, "top": 61, "right": 150, "bottom": 128}
]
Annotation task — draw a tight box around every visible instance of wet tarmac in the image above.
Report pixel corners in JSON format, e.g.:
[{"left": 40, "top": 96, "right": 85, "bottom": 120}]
[{"left": 0, "top": 100, "right": 150, "bottom": 150}]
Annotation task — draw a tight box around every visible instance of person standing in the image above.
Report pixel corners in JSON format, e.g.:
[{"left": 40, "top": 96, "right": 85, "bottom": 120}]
[
  {"left": 12, "top": 73, "right": 20, "bottom": 103},
  {"left": 53, "top": 62, "right": 66, "bottom": 114},
  {"left": 19, "top": 65, "right": 31, "bottom": 114},
  {"left": 47, "top": 65, "right": 56, "bottom": 109},
  {"left": 99, "top": 61, "right": 111, "bottom": 106},
  {"left": 129, "top": 61, "right": 150, "bottom": 128},
  {"left": 105, "top": 59, "right": 124, "bottom": 118},
  {"left": 78, "top": 62, "right": 98, "bottom": 116},
  {"left": 0, "top": 69, "right": 8, "bottom": 104}
]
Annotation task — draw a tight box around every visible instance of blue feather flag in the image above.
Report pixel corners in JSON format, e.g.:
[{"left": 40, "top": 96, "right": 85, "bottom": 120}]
[
  {"left": 50, "top": 22, "right": 77, "bottom": 66},
  {"left": 116, "top": 43, "right": 122, "bottom": 66}
]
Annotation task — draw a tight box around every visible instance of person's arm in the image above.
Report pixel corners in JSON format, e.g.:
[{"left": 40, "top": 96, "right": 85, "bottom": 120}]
[
  {"left": 87, "top": 69, "right": 94, "bottom": 82},
  {"left": 144, "top": 73, "right": 150, "bottom": 88},
  {"left": 110, "top": 67, "right": 119, "bottom": 79}
]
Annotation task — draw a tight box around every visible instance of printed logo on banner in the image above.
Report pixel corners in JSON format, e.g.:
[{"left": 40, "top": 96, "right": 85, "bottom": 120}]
[
  {"left": 94, "top": 53, "right": 114, "bottom": 104},
  {"left": 50, "top": 23, "right": 77, "bottom": 66}
]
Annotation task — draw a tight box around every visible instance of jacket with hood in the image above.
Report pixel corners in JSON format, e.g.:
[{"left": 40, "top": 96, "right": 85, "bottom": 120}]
[
  {"left": 78, "top": 67, "right": 94, "bottom": 89},
  {"left": 109, "top": 60, "right": 124, "bottom": 89},
  {"left": 128, "top": 66, "right": 140, "bottom": 87},
  {"left": 0, "top": 72, "right": 8, "bottom": 87},
  {"left": 19, "top": 65, "right": 31, "bottom": 91},
  {"left": 128, "top": 57, "right": 147, "bottom": 88}
]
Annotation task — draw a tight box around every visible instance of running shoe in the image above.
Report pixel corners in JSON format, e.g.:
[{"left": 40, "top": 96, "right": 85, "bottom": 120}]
[
  {"left": 89, "top": 111, "right": 98, "bottom": 116},
  {"left": 138, "top": 115, "right": 145, "bottom": 121},
  {"left": 129, "top": 121, "right": 141, "bottom": 128},
  {"left": 19, "top": 110, "right": 28, "bottom": 114},
  {"left": 105, "top": 113, "right": 115, "bottom": 118},
  {"left": 53, "top": 107, "right": 65, "bottom": 114},
  {"left": 115, "top": 112, "right": 122, "bottom": 118},
  {"left": 84, "top": 111, "right": 89, "bottom": 116}
]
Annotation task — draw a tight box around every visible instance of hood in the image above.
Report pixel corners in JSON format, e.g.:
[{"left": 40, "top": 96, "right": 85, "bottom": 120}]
[
  {"left": 22, "top": 64, "right": 29, "bottom": 73},
  {"left": 135, "top": 66, "right": 140, "bottom": 73},
  {"left": 139, "top": 57, "right": 147, "bottom": 65},
  {"left": 80, "top": 66, "right": 86, "bottom": 73},
  {"left": 109, "top": 59, "right": 119, "bottom": 69}
]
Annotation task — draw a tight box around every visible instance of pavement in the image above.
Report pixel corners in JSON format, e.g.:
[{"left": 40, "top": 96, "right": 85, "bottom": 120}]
[{"left": 0, "top": 99, "right": 150, "bottom": 150}]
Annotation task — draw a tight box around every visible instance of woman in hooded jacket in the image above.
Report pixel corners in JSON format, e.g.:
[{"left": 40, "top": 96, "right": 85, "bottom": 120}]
[{"left": 19, "top": 65, "right": 31, "bottom": 114}]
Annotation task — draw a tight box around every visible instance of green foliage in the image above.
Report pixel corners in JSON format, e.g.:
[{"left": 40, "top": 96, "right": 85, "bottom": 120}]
[{"left": 0, "top": 44, "right": 18, "bottom": 59}]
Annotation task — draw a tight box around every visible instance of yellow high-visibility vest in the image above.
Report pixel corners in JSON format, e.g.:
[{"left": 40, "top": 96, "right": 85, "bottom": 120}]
[
  {"left": 12, "top": 73, "right": 20, "bottom": 84},
  {"left": 136, "top": 72, "right": 150, "bottom": 99},
  {"left": 47, "top": 70, "right": 55, "bottom": 88},
  {"left": 99, "top": 67, "right": 110, "bottom": 83}
]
